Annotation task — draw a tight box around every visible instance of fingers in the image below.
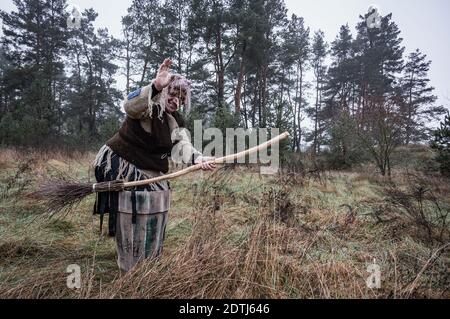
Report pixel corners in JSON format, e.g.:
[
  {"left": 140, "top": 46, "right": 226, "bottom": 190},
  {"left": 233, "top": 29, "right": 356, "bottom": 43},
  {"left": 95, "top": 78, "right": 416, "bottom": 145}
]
[
  {"left": 155, "top": 59, "right": 175, "bottom": 91},
  {"left": 201, "top": 161, "right": 216, "bottom": 171},
  {"left": 163, "top": 58, "right": 172, "bottom": 67},
  {"left": 158, "top": 58, "right": 172, "bottom": 74}
]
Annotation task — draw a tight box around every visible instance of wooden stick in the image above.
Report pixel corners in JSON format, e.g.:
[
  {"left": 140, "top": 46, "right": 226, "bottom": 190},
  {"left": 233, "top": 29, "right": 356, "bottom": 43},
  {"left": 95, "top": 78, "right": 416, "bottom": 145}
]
[{"left": 123, "top": 131, "right": 289, "bottom": 188}]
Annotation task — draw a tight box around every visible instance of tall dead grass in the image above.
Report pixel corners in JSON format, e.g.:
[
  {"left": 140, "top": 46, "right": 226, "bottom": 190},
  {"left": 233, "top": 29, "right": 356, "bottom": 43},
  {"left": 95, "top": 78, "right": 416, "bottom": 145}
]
[{"left": 0, "top": 148, "right": 449, "bottom": 299}]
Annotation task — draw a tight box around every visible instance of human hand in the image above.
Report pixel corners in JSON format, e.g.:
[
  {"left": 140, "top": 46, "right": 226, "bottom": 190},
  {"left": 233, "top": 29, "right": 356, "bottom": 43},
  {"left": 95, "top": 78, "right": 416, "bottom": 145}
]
[
  {"left": 195, "top": 156, "right": 216, "bottom": 171},
  {"left": 154, "top": 58, "right": 175, "bottom": 91}
]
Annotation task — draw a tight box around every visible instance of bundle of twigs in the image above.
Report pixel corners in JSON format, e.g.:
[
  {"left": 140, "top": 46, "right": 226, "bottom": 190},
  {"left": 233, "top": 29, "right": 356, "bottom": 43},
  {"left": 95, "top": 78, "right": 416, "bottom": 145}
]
[{"left": 27, "top": 132, "right": 289, "bottom": 214}]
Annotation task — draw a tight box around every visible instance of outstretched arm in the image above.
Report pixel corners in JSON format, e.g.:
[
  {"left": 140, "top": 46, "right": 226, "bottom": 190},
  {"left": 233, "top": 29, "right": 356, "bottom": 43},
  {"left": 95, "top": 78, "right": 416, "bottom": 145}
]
[{"left": 124, "top": 58, "right": 175, "bottom": 119}]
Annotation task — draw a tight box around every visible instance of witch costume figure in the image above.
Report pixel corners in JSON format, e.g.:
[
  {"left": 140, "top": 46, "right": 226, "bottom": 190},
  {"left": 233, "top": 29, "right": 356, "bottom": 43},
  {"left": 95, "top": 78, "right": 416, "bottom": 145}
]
[{"left": 93, "top": 58, "right": 216, "bottom": 272}]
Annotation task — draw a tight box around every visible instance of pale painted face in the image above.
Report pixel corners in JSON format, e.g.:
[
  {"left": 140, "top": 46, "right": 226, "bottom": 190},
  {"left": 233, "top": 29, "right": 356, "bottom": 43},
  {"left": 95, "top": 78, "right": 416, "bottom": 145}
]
[{"left": 165, "top": 86, "right": 187, "bottom": 113}]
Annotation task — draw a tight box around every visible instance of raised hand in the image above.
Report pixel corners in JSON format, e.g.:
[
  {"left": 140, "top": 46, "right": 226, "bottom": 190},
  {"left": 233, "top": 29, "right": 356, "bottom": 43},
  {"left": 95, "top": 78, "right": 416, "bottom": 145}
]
[{"left": 154, "top": 58, "right": 175, "bottom": 91}]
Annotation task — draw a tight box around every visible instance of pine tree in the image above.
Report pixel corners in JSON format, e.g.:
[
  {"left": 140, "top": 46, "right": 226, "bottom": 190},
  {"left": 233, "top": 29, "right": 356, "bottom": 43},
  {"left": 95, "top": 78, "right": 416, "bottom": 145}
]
[
  {"left": 65, "top": 8, "right": 122, "bottom": 144},
  {"left": 125, "top": 0, "right": 166, "bottom": 87},
  {"left": 323, "top": 25, "right": 361, "bottom": 166},
  {"left": 0, "top": 0, "right": 69, "bottom": 145},
  {"left": 162, "top": 0, "right": 192, "bottom": 75},
  {"left": 354, "top": 13, "right": 405, "bottom": 99},
  {"left": 401, "top": 49, "right": 444, "bottom": 144},
  {"left": 351, "top": 12, "right": 406, "bottom": 175},
  {"left": 431, "top": 111, "right": 450, "bottom": 176},
  {"left": 233, "top": 0, "right": 287, "bottom": 128},
  {"left": 280, "top": 14, "right": 310, "bottom": 152},
  {"left": 188, "top": 0, "right": 235, "bottom": 110},
  {"left": 307, "top": 30, "right": 328, "bottom": 157},
  {"left": 325, "top": 24, "right": 355, "bottom": 116},
  {"left": 228, "top": 0, "right": 251, "bottom": 120},
  {"left": 120, "top": 14, "right": 138, "bottom": 94}
]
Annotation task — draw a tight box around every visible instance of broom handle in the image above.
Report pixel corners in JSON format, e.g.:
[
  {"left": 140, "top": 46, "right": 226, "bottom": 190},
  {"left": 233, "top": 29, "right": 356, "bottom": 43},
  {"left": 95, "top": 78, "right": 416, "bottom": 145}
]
[{"left": 122, "top": 131, "right": 290, "bottom": 188}]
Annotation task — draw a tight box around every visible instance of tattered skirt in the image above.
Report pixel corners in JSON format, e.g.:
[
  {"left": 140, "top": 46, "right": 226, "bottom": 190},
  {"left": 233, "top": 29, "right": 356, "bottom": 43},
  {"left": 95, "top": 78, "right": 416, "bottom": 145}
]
[{"left": 93, "top": 145, "right": 171, "bottom": 272}]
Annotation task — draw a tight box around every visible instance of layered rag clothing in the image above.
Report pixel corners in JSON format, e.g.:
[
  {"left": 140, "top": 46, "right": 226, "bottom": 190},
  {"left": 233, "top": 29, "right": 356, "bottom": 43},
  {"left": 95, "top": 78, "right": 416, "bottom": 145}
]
[{"left": 93, "top": 81, "right": 201, "bottom": 272}]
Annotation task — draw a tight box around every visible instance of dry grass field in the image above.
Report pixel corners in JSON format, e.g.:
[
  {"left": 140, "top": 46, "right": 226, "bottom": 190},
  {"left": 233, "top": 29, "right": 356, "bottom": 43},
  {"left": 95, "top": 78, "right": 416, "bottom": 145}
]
[{"left": 0, "top": 148, "right": 448, "bottom": 298}]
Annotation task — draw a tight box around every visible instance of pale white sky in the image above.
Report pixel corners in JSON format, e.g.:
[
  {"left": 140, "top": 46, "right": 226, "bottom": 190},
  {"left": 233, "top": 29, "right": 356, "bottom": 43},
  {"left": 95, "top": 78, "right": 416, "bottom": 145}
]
[{"left": 1, "top": 0, "right": 449, "bottom": 111}]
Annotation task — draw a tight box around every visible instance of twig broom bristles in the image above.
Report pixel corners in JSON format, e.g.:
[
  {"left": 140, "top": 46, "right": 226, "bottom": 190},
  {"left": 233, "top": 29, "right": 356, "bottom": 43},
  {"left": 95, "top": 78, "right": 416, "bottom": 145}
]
[{"left": 27, "top": 132, "right": 289, "bottom": 214}]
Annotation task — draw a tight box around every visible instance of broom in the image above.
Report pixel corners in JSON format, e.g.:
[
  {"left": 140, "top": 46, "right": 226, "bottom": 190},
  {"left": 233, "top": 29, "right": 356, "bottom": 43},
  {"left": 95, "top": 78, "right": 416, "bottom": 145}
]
[{"left": 28, "top": 132, "right": 289, "bottom": 214}]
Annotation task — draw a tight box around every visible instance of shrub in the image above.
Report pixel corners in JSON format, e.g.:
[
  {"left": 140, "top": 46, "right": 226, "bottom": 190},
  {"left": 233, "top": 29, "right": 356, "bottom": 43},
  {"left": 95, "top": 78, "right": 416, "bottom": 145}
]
[{"left": 431, "top": 112, "right": 450, "bottom": 177}]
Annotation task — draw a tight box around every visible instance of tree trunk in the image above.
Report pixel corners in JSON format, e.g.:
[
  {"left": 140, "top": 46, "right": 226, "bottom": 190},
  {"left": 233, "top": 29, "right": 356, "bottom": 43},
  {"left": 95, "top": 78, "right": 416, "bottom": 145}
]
[
  {"left": 313, "top": 77, "right": 320, "bottom": 158},
  {"left": 125, "top": 40, "right": 131, "bottom": 93},
  {"left": 234, "top": 56, "right": 245, "bottom": 116},
  {"left": 261, "top": 65, "right": 268, "bottom": 127},
  {"left": 216, "top": 24, "right": 225, "bottom": 108},
  {"left": 406, "top": 73, "right": 414, "bottom": 145},
  {"left": 140, "top": 57, "right": 149, "bottom": 87},
  {"left": 297, "top": 64, "right": 304, "bottom": 153}
]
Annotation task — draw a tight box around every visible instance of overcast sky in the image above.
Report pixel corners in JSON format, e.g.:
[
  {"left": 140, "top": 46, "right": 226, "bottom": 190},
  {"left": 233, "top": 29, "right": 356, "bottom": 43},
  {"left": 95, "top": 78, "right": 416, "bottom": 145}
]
[
  {"left": 285, "top": 0, "right": 450, "bottom": 110},
  {"left": 1, "top": 0, "right": 449, "bottom": 111}
]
